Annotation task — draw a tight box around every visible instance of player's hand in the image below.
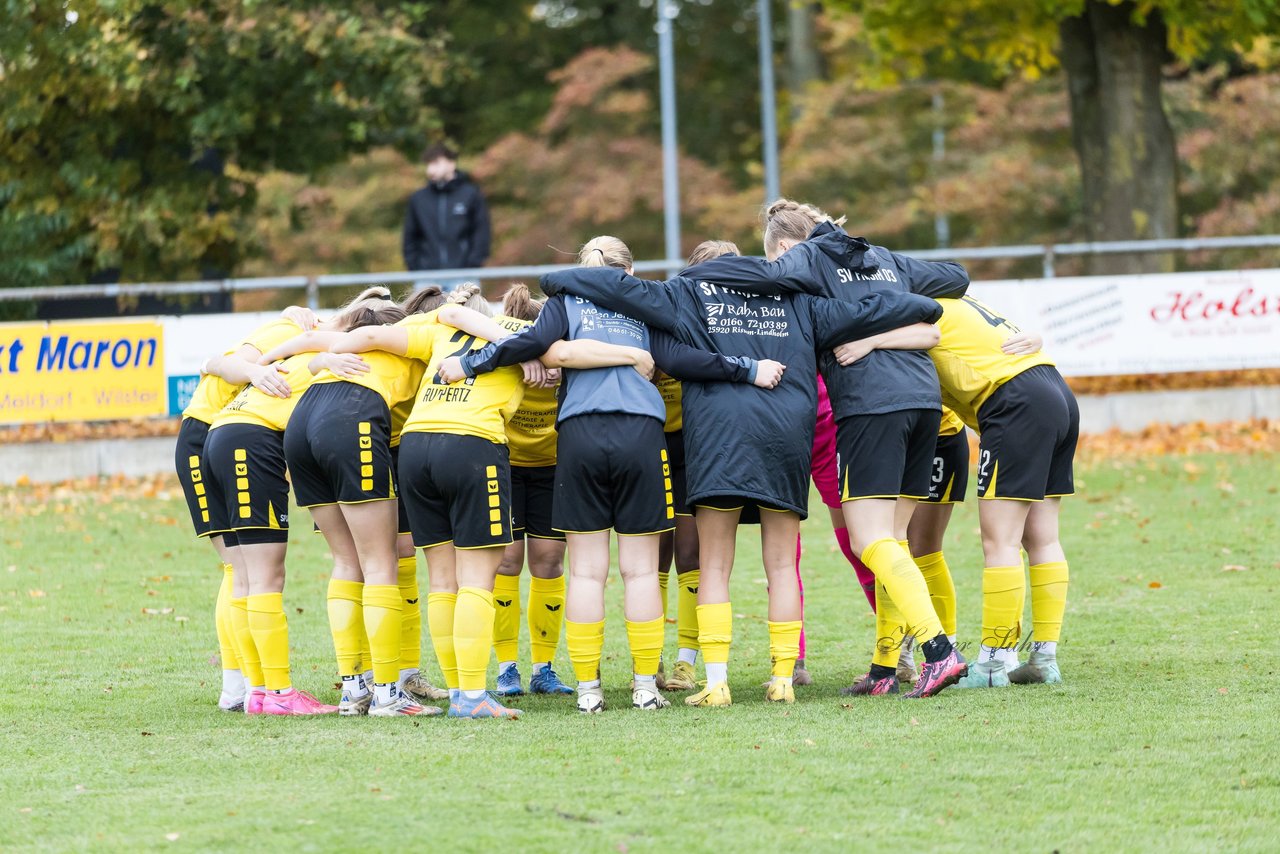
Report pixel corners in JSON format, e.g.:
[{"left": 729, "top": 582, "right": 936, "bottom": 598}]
[
  {"left": 316, "top": 352, "right": 370, "bottom": 379},
  {"left": 282, "top": 305, "right": 319, "bottom": 331},
  {"left": 632, "top": 348, "right": 655, "bottom": 381},
  {"left": 752, "top": 359, "right": 786, "bottom": 389},
  {"left": 543, "top": 367, "right": 562, "bottom": 387},
  {"left": 521, "top": 359, "right": 548, "bottom": 388},
  {"left": 833, "top": 338, "right": 875, "bottom": 366},
  {"left": 247, "top": 363, "right": 292, "bottom": 398},
  {"left": 1001, "top": 331, "right": 1043, "bottom": 355},
  {"left": 437, "top": 356, "right": 466, "bottom": 384}
]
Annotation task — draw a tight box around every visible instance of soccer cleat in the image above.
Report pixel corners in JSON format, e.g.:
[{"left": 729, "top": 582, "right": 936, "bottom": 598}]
[
  {"left": 1008, "top": 651, "right": 1062, "bottom": 685},
  {"left": 401, "top": 672, "right": 449, "bottom": 702},
  {"left": 662, "top": 660, "right": 698, "bottom": 692},
  {"left": 955, "top": 659, "right": 1010, "bottom": 689},
  {"left": 576, "top": 687, "right": 605, "bottom": 714},
  {"left": 654, "top": 657, "right": 667, "bottom": 691},
  {"left": 370, "top": 692, "right": 443, "bottom": 717},
  {"left": 260, "top": 688, "right": 339, "bottom": 716},
  {"left": 764, "top": 679, "right": 795, "bottom": 703},
  {"left": 448, "top": 692, "right": 522, "bottom": 719},
  {"left": 338, "top": 689, "right": 373, "bottom": 717},
  {"left": 792, "top": 660, "right": 813, "bottom": 687},
  {"left": 902, "top": 648, "right": 968, "bottom": 699},
  {"left": 897, "top": 640, "right": 918, "bottom": 685},
  {"left": 685, "top": 682, "right": 732, "bottom": 707},
  {"left": 244, "top": 688, "right": 266, "bottom": 715},
  {"left": 633, "top": 685, "right": 671, "bottom": 710},
  {"left": 218, "top": 691, "right": 246, "bottom": 712},
  {"left": 841, "top": 673, "right": 900, "bottom": 696},
  {"left": 529, "top": 666, "right": 574, "bottom": 695},
  {"left": 495, "top": 664, "right": 524, "bottom": 697}
]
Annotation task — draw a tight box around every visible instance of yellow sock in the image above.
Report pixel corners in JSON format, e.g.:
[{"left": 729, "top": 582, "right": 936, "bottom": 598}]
[
  {"left": 363, "top": 584, "right": 403, "bottom": 686},
  {"left": 247, "top": 592, "right": 290, "bottom": 691},
  {"left": 915, "top": 551, "right": 957, "bottom": 637},
  {"left": 696, "top": 601, "right": 732, "bottom": 664},
  {"left": 565, "top": 619, "right": 604, "bottom": 683},
  {"left": 1029, "top": 561, "right": 1069, "bottom": 643},
  {"left": 1013, "top": 556, "right": 1028, "bottom": 645},
  {"left": 982, "top": 565, "right": 1026, "bottom": 649},
  {"left": 860, "top": 539, "right": 943, "bottom": 641},
  {"left": 229, "top": 597, "right": 263, "bottom": 686},
  {"left": 872, "top": 582, "right": 908, "bottom": 668},
  {"left": 326, "top": 579, "right": 365, "bottom": 677},
  {"left": 626, "top": 616, "right": 664, "bottom": 677},
  {"left": 215, "top": 563, "right": 239, "bottom": 671},
  {"left": 358, "top": 610, "right": 372, "bottom": 675},
  {"left": 676, "top": 569, "right": 701, "bottom": 652},
  {"left": 397, "top": 556, "right": 422, "bottom": 672},
  {"left": 658, "top": 570, "right": 670, "bottom": 618},
  {"left": 767, "top": 620, "right": 802, "bottom": 679},
  {"left": 527, "top": 575, "right": 565, "bottom": 665},
  {"left": 426, "top": 592, "right": 458, "bottom": 689},
  {"left": 492, "top": 573, "right": 522, "bottom": 664},
  {"left": 454, "top": 587, "right": 495, "bottom": 692}
]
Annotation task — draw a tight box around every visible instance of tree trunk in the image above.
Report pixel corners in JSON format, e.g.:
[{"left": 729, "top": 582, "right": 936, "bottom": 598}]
[
  {"left": 786, "top": 1, "right": 823, "bottom": 117},
  {"left": 1058, "top": 0, "right": 1178, "bottom": 274}
]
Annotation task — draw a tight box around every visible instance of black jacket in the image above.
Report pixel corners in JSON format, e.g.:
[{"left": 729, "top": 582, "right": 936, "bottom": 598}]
[
  {"left": 402, "top": 172, "right": 492, "bottom": 270},
  {"left": 540, "top": 267, "right": 943, "bottom": 517},
  {"left": 687, "top": 222, "right": 969, "bottom": 420}
]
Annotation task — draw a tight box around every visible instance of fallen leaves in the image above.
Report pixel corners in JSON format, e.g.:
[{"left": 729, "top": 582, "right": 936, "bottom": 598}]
[
  {"left": 1222, "top": 564, "right": 1250, "bottom": 572},
  {"left": 1078, "top": 418, "right": 1280, "bottom": 461},
  {"left": 1148, "top": 581, "right": 1163, "bottom": 589}
]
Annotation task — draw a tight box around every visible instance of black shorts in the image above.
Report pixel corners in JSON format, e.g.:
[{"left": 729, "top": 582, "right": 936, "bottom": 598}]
[
  {"left": 976, "top": 365, "right": 1079, "bottom": 501},
  {"left": 694, "top": 494, "right": 793, "bottom": 526},
  {"left": 397, "top": 432, "right": 513, "bottom": 550},
  {"left": 921, "top": 429, "right": 970, "bottom": 504},
  {"left": 512, "top": 465, "right": 562, "bottom": 540},
  {"left": 554, "top": 413, "right": 674, "bottom": 536},
  {"left": 203, "top": 423, "right": 290, "bottom": 544},
  {"left": 664, "top": 430, "right": 691, "bottom": 516},
  {"left": 284, "top": 382, "right": 394, "bottom": 507},
  {"left": 390, "top": 445, "right": 411, "bottom": 536},
  {"left": 175, "top": 417, "right": 218, "bottom": 538},
  {"left": 836, "top": 408, "right": 942, "bottom": 501}
]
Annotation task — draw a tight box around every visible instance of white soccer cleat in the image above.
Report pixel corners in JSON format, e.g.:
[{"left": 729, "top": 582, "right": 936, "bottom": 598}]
[
  {"left": 632, "top": 685, "right": 671, "bottom": 710},
  {"left": 577, "top": 686, "right": 605, "bottom": 714}
]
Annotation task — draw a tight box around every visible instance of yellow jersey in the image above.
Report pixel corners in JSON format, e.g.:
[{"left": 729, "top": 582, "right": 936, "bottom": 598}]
[
  {"left": 182, "top": 317, "right": 303, "bottom": 424},
  {"left": 656, "top": 373, "right": 682, "bottom": 433},
  {"left": 310, "top": 350, "right": 425, "bottom": 445},
  {"left": 211, "top": 351, "right": 320, "bottom": 433},
  {"left": 938, "top": 406, "right": 966, "bottom": 437},
  {"left": 495, "top": 315, "right": 559, "bottom": 467},
  {"left": 930, "top": 296, "right": 1054, "bottom": 430},
  {"left": 399, "top": 310, "right": 525, "bottom": 444}
]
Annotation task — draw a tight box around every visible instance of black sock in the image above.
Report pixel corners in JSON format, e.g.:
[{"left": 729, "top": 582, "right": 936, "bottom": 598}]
[
  {"left": 868, "top": 664, "right": 895, "bottom": 680},
  {"left": 920, "top": 634, "right": 954, "bottom": 663}
]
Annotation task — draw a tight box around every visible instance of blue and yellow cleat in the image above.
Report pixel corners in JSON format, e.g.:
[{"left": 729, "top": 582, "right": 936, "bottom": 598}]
[
  {"left": 955, "top": 659, "right": 1010, "bottom": 689},
  {"left": 495, "top": 664, "right": 524, "bottom": 697},
  {"left": 448, "top": 691, "right": 522, "bottom": 719},
  {"left": 529, "top": 665, "right": 574, "bottom": 695}
]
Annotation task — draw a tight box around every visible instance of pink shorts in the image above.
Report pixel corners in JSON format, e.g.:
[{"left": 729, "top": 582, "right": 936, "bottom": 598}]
[{"left": 811, "top": 374, "right": 841, "bottom": 509}]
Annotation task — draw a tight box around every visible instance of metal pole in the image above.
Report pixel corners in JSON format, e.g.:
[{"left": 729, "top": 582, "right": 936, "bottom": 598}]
[
  {"left": 932, "top": 89, "right": 950, "bottom": 249},
  {"left": 657, "top": 1, "right": 682, "bottom": 270},
  {"left": 758, "top": 0, "right": 781, "bottom": 205}
]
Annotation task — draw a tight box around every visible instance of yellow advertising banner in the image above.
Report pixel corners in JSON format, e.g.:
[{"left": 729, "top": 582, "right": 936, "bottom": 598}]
[{"left": 0, "top": 320, "right": 166, "bottom": 423}]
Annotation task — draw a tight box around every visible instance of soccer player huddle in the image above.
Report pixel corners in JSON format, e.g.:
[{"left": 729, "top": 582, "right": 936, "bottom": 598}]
[{"left": 174, "top": 199, "right": 1079, "bottom": 719}]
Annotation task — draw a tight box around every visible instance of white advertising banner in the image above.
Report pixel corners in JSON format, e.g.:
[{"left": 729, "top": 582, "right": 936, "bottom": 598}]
[{"left": 970, "top": 268, "right": 1280, "bottom": 377}]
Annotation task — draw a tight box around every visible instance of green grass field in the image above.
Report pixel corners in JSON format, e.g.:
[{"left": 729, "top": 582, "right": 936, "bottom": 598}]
[{"left": 3, "top": 452, "right": 1278, "bottom": 852}]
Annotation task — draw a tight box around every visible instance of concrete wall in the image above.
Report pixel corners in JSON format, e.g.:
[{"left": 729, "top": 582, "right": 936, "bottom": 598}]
[{"left": 2, "top": 386, "right": 1278, "bottom": 486}]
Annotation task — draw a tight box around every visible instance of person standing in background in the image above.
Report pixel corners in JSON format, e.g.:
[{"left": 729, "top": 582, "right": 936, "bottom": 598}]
[{"left": 402, "top": 143, "right": 492, "bottom": 278}]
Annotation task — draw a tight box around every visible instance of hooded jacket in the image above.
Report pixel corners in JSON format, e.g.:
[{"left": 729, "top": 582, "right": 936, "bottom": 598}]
[
  {"left": 687, "top": 222, "right": 969, "bottom": 421},
  {"left": 539, "top": 266, "right": 943, "bottom": 517},
  {"left": 402, "top": 172, "right": 492, "bottom": 271}
]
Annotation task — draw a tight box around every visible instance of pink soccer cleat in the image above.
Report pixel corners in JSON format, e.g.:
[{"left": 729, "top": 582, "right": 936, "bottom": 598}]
[
  {"left": 260, "top": 688, "right": 338, "bottom": 715},
  {"left": 244, "top": 688, "right": 267, "bottom": 715}
]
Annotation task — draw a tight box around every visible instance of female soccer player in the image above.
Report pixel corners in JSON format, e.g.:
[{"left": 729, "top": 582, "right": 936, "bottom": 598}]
[
  {"left": 439, "top": 237, "right": 782, "bottom": 714},
  {"left": 488, "top": 284, "right": 575, "bottom": 699},
  {"left": 202, "top": 292, "right": 404, "bottom": 715},
  {"left": 177, "top": 306, "right": 317, "bottom": 710},
  {"left": 689, "top": 199, "right": 972, "bottom": 698},
  {"left": 327, "top": 284, "right": 546, "bottom": 719},
  {"left": 538, "top": 241, "right": 944, "bottom": 706}
]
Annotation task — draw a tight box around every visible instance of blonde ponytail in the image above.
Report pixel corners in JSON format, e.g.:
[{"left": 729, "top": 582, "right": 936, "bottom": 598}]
[
  {"left": 578, "top": 236, "right": 633, "bottom": 271},
  {"left": 502, "top": 283, "right": 543, "bottom": 321},
  {"left": 762, "top": 198, "right": 846, "bottom": 258},
  {"left": 445, "top": 282, "right": 492, "bottom": 316}
]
